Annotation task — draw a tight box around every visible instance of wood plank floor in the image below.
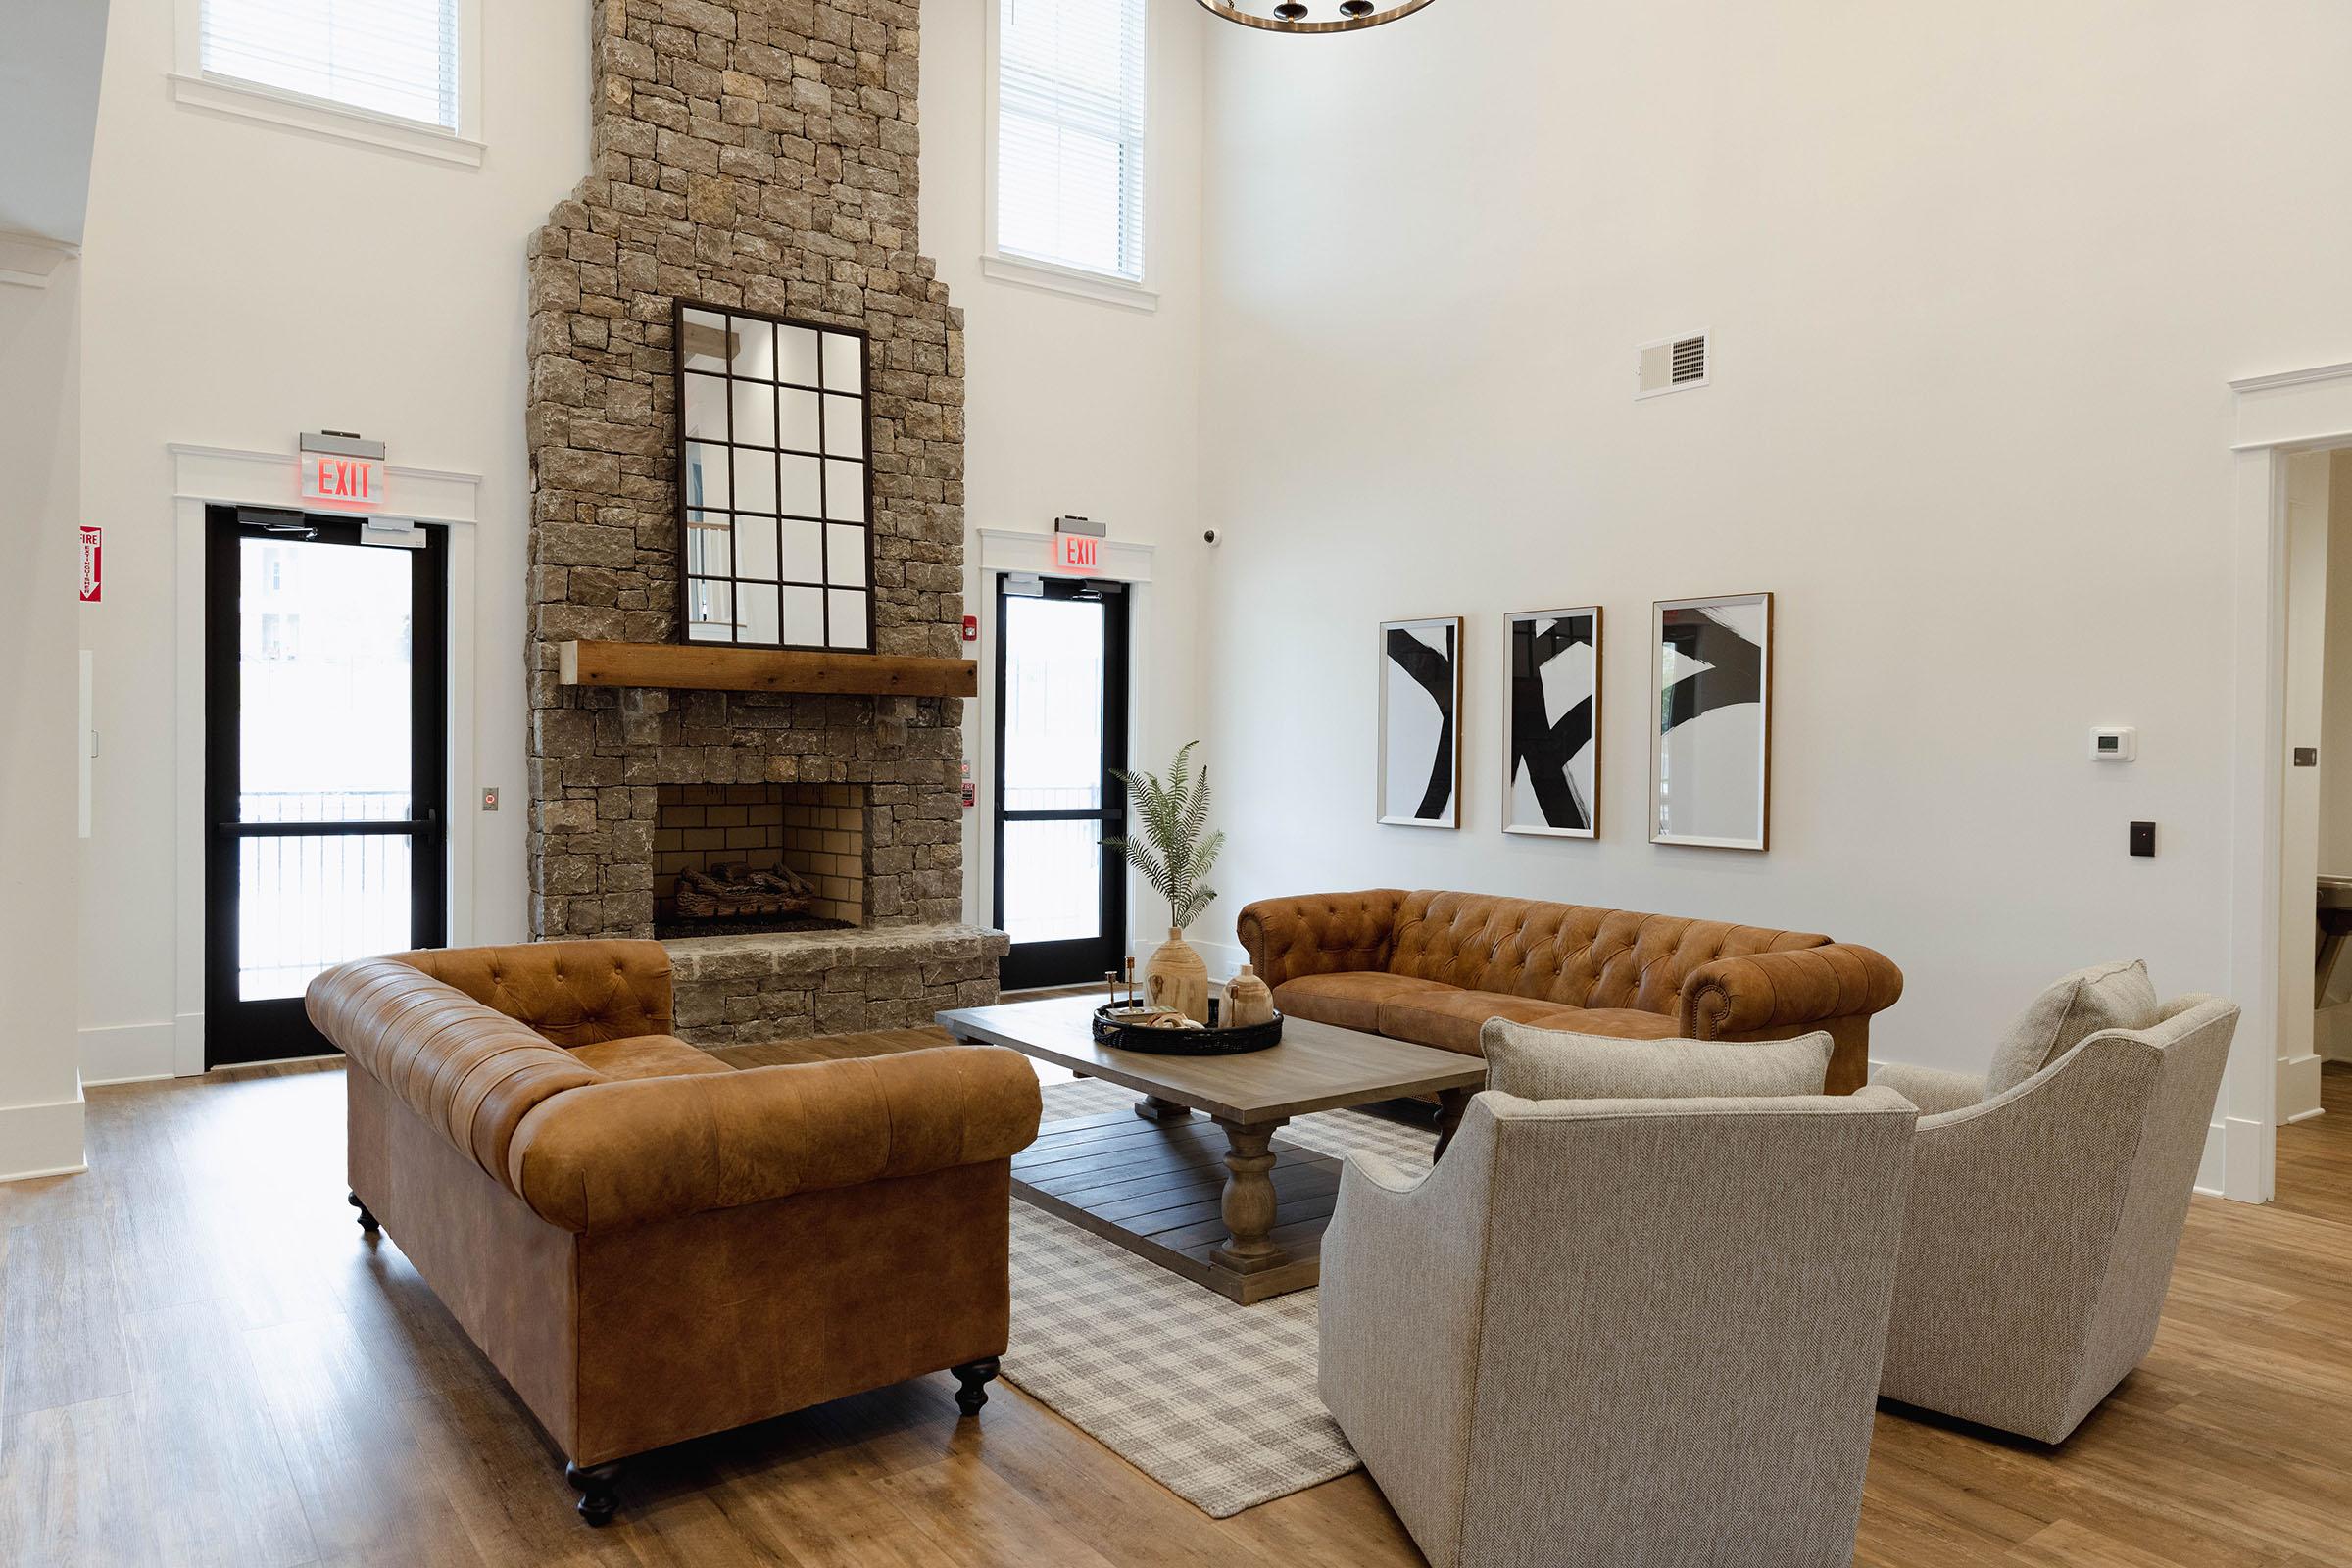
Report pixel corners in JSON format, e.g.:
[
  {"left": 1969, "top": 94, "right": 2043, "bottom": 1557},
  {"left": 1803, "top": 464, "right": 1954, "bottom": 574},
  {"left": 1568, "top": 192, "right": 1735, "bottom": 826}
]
[{"left": 4, "top": 1042, "right": 2351, "bottom": 1566}]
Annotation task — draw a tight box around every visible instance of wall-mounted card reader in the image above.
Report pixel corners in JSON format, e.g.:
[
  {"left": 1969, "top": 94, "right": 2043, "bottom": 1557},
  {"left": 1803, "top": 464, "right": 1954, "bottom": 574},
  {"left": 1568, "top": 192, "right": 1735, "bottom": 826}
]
[{"left": 2090, "top": 726, "right": 2136, "bottom": 762}]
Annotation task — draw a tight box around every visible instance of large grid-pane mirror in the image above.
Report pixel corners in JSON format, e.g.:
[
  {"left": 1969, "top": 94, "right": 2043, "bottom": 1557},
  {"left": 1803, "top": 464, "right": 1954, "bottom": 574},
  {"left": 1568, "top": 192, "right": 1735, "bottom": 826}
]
[{"left": 674, "top": 301, "right": 874, "bottom": 651}]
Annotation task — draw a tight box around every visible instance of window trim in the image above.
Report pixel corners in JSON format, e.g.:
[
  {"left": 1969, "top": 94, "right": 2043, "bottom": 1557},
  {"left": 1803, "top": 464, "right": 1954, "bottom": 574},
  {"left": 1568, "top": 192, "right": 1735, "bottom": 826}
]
[
  {"left": 982, "top": 0, "right": 1157, "bottom": 311},
  {"left": 171, "top": 0, "right": 486, "bottom": 168}
]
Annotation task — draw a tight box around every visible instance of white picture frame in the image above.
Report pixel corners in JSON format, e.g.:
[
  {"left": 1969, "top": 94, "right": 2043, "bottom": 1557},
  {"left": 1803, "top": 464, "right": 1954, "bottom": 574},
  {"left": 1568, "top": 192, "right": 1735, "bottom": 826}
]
[
  {"left": 1379, "top": 615, "right": 1463, "bottom": 829},
  {"left": 1650, "top": 592, "right": 1772, "bottom": 851},
  {"left": 1502, "top": 606, "right": 1601, "bottom": 839}
]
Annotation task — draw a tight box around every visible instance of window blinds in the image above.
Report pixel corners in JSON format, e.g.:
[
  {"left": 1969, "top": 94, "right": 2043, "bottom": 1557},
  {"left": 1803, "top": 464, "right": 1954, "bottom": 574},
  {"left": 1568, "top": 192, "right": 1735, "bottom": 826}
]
[
  {"left": 997, "top": 0, "right": 1148, "bottom": 282},
  {"left": 200, "top": 0, "right": 460, "bottom": 131}
]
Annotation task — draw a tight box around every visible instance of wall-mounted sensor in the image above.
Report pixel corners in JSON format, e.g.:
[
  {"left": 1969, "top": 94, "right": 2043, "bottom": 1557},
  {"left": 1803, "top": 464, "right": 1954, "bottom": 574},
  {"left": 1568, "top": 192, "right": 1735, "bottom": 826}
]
[
  {"left": 2090, "top": 726, "right": 2136, "bottom": 762},
  {"left": 1202, "top": 527, "right": 1221, "bottom": 546}
]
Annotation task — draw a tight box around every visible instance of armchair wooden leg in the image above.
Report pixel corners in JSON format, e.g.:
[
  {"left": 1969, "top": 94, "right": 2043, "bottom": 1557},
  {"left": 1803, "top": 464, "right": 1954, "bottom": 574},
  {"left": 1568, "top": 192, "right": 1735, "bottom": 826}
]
[
  {"left": 565, "top": 1460, "right": 623, "bottom": 1525},
  {"left": 347, "top": 1191, "right": 379, "bottom": 1233},
  {"left": 953, "top": 1357, "right": 1001, "bottom": 1417}
]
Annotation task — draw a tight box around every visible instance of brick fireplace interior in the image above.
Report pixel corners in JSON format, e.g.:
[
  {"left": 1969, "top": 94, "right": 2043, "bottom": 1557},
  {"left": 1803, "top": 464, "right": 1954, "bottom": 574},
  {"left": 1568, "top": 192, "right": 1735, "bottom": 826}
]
[{"left": 653, "top": 783, "right": 866, "bottom": 935}]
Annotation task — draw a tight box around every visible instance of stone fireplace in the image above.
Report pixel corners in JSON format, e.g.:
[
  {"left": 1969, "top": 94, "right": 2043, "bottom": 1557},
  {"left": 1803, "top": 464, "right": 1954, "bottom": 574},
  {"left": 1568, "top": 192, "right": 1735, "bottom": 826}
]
[{"left": 518, "top": 0, "right": 1004, "bottom": 1043}]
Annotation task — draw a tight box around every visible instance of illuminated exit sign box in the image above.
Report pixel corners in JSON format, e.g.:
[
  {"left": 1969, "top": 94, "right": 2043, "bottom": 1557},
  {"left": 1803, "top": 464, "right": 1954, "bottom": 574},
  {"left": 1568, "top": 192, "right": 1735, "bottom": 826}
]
[
  {"left": 1052, "top": 533, "right": 1101, "bottom": 572},
  {"left": 299, "top": 431, "right": 386, "bottom": 508}
]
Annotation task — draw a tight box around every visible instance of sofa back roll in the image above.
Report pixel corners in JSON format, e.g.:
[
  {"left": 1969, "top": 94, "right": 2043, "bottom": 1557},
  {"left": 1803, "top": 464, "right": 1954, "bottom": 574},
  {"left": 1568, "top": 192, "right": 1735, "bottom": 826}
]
[
  {"left": 402, "top": 940, "right": 675, "bottom": 1047},
  {"left": 1386, "top": 890, "right": 1831, "bottom": 1010}
]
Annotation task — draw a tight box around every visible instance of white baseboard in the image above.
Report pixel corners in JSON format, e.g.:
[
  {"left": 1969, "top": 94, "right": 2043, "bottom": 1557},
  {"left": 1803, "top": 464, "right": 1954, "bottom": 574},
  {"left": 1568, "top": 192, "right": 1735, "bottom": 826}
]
[
  {"left": 0, "top": 1094, "right": 87, "bottom": 1182},
  {"left": 2194, "top": 1118, "right": 2228, "bottom": 1197},
  {"left": 2279, "top": 1053, "right": 2325, "bottom": 1124},
  {"left": 81, "top": 1020, "right": 179, "bottom": 1086}
]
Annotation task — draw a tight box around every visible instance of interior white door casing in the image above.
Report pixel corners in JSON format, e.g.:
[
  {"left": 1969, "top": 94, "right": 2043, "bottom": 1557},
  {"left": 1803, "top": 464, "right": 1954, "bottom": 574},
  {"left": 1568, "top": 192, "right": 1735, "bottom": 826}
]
[
  {"left": 2224, "top": 362, "right": 2352, "bottom": 1201},
  {"left": 168, "top": 443, "right": 480, "bottom": 1078}
]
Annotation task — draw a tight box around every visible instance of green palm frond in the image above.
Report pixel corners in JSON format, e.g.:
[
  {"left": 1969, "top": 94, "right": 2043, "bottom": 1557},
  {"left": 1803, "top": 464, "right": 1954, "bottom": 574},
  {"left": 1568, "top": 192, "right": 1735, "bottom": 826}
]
[{"left": 1102, "top": 742, "right": 1223, "bottom": 933}]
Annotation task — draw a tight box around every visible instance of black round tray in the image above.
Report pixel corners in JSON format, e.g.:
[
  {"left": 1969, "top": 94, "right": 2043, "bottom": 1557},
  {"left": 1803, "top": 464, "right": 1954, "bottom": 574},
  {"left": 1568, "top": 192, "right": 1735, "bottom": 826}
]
[{"left": 1091, "top": 1004, "right": 1284, "bottom": 1055}]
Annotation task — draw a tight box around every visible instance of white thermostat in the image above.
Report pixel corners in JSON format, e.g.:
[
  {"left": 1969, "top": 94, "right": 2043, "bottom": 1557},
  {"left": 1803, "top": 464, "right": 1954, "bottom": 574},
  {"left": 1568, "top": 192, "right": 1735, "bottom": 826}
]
[{"left": 2090, "top": 726, "right": 2137, "bottom": 762}]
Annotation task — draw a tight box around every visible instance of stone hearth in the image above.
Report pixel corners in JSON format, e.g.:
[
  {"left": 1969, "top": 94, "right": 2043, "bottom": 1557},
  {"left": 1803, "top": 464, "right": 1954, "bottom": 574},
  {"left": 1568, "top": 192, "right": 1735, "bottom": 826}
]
[{"left": 666, "top": 923, "right": 1007, "bottom": 1047}]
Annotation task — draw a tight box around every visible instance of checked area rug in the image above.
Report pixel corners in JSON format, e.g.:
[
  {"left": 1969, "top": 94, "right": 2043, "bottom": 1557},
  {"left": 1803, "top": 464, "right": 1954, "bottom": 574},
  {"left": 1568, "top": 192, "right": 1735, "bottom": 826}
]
[{"left": 999, "top": 1078, "right": 1438, "bottom": 1518}]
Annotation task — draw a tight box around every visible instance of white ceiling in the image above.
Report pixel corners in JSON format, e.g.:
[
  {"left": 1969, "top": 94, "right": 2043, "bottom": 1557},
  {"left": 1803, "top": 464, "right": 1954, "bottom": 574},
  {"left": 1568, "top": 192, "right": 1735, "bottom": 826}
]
[{"left": 0, "top": 0, "right": 112, "bottom": 246}]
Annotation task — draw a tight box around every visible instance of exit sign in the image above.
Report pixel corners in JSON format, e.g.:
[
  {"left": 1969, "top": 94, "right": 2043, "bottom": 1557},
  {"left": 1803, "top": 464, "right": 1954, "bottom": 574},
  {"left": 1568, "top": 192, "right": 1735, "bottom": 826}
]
[
  {"left": 301, "top": 451, "right": 382, "bottom": 507},
  {"left": 1053, "top": 533, "right": 1101, "bottom": 572},
  {"left": 298, "top": 431, "right": 387, "bottom": 509}
]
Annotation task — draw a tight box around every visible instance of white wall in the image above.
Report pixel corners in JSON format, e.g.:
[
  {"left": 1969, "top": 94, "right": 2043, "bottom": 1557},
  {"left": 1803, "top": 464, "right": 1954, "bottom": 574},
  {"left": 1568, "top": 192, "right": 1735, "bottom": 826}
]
[
  {"left": 0, "top": 263, "right": 89, "bottom": 1175},
  {"left": 923, "top": 0, "right": 1209, "bottom": 950},
  {"left": 1196, "top": 0, "right": 2352, "bottom": 1073},
  {"left": 74, "top": 0, "right": 590, "bottom": 1076}
]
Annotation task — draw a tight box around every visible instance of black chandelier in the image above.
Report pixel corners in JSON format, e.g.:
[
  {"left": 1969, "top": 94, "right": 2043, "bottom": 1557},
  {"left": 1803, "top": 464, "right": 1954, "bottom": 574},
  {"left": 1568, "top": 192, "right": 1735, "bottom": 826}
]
[{"left": 1192, "top": 0, "right": 1437, "bottom": 33}]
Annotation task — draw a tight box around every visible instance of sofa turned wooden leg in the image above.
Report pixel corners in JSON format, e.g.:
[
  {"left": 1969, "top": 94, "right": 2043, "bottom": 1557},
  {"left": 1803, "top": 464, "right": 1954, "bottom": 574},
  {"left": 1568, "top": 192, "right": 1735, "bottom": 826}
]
[
  {"left": 347, "top": 1192, "right": 379, "bottom": 1233},
  {"left": 952, "top": 1357, "right": 1001, "bottom": 1417},
  {"left": 565, "top": 1461, "right": 623, "bottom": 1525}
]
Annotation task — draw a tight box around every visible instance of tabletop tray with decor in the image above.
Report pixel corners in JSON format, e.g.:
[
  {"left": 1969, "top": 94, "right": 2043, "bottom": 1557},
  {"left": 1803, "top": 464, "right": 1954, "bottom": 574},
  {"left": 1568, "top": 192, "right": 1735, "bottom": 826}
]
[{"left": 1090, "top": 1004, "right": 1284, "bottom": 1056}]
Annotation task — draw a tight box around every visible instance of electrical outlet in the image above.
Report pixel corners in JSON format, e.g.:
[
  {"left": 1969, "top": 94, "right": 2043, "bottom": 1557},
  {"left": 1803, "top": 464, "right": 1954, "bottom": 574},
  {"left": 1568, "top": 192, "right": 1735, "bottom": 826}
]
[{"left": 482, "top": 787, "right": 500, "bottom": 811}]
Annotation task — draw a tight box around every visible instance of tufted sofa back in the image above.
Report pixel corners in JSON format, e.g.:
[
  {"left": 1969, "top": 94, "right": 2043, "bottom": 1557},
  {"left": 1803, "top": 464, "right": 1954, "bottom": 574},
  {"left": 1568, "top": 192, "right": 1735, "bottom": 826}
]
[
  {"left": 402, "top": 940, "right": 674, "bottom": 1047},
  {"left": 1386, "top": 891, "right": 1831, "bottom": 1013}
]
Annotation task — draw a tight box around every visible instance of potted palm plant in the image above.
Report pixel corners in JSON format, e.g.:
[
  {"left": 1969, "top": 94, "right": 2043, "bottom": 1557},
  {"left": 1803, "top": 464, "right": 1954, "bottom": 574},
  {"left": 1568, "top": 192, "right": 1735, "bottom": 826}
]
[{"left": 1104, "top": 741, "right": 1225, "bottom": 1023}]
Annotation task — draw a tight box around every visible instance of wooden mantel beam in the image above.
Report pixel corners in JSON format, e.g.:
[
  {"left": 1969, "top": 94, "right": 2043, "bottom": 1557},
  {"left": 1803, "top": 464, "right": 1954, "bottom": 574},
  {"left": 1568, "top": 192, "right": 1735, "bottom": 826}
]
[{"left": 557, "top": 640, "right": 979, "bottom": 699}]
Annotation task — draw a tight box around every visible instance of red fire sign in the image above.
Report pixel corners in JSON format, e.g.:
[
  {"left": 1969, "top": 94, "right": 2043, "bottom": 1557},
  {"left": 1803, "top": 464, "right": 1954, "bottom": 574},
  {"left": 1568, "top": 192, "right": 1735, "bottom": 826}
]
[{"left": 78, "top": 526, "right": 101, "bottom": 602}]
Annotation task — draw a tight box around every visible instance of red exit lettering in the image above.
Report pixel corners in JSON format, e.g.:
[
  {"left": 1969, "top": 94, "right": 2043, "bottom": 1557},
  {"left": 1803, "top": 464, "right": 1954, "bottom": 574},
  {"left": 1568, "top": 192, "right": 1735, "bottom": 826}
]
[
  {"left": 302, "top": 453, "right": 381, "bottom": 508},
  {"left": 1054, "top": 533, "right": 1100, "bottom": 572}
]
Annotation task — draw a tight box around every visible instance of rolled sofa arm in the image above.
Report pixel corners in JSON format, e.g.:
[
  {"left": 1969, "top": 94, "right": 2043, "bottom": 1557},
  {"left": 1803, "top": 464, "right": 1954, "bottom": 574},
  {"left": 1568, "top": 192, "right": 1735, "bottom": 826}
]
[
  {"left": 1679, "top": 943, "right": 1904, "bottom": 1038},
  {"left": 507, "top": 1044, "right": 1044, "bottom": 1231},
  {"left": 400, "top": 940, "right": 674, "bottom": 1048},
  {"left": 1870, "top": 1062, "right": 1986, "bottom": 1116},
  {"left": 1236, "top": 890, "right": 1406, "bottom": 991}
]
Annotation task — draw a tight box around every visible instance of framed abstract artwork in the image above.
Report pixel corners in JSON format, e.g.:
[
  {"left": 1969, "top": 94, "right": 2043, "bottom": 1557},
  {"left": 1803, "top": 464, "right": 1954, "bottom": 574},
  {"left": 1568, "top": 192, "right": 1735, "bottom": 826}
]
[
  {"left": 1650, "top": 592, "right": 1772, "bottom": 850},
  {"left": 1379, "top": 615, "right": 1462, "bottom": 828},
  {"left": 1502, "top": 607, "right": 1601, "bottom": 838}
]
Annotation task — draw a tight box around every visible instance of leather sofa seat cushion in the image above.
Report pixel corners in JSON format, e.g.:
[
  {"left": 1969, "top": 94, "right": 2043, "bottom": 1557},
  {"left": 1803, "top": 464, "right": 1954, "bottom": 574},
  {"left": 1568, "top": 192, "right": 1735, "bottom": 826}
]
[
  {"left": 1531, "top": 1006, "right": 1684, "bottom": 1042},
  {"left": 572, "top": 1034, "right": 735, "bottom": 1081},
  {"left": 1375, "top": 991, "right": 1588, "bottom": 1056},
  {"left": 1274, "top": 972, "right": 1460, "bottom": 1033}
]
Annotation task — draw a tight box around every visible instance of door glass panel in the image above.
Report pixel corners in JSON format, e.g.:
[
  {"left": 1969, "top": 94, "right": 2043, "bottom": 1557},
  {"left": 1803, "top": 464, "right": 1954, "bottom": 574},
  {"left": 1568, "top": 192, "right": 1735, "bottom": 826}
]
[
  {"left": 238, "top": 834, "right": 415, "bottom": 1000},
  {"left": 1001, "top": 820, "right": 1102, "bottom": 945},
  {"left": 239, "top": 538, "right": 413, "bottom": 820},
  {"left": 1002, "top": 594, "right": 1105, "bottom": 811}
]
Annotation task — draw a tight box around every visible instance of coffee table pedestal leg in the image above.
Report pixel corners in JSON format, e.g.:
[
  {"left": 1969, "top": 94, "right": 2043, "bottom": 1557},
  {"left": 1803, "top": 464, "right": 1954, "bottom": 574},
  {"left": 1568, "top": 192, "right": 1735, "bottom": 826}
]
[
  {"left": 1209, "top": 1117, "right": 1288, "bottom": 1274},
  {"left": 1434, "top": 1087, "right": 1475, "bottom": 1161},
  {"left": 1134, "top": 1095, "right": 1193, "bottom": 1123}
]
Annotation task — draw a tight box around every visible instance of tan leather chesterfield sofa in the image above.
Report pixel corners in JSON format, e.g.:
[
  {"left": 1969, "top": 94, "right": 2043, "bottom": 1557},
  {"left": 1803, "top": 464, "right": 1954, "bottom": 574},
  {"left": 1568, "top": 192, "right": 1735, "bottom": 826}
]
[
  {"left": 308, "top": 940, "right": 1042, "bottom": 1525},
  {"left": 1237, "top": 890, "right": 1903, "bottom": 1093}
]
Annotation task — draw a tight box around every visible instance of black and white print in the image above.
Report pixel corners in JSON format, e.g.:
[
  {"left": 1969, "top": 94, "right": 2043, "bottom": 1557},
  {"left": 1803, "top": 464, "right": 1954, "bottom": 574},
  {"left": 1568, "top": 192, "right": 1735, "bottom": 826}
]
[
  {"left": 1503, "top": 608, "right": 1600, "bottom": 838},
  {"left": 1379, "top": 616, "right": 1461, "bottom": 828},
  {"left": 1651, "top": 592, "right": 1772, "bottom": 850}
]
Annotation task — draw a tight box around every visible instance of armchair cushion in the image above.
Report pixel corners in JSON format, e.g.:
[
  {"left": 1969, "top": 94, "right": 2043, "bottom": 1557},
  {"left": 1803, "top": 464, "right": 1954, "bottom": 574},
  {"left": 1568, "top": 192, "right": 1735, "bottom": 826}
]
[
  {"left": 1984, "top": 960, "right": 2160, "bottom": 1098},
  {"left": 1482, "top": 1018, "right": 1832, "bottom": 1100},
  {"left": 1870, "top": 1061, "right": 1987, "bottom": 1116}
]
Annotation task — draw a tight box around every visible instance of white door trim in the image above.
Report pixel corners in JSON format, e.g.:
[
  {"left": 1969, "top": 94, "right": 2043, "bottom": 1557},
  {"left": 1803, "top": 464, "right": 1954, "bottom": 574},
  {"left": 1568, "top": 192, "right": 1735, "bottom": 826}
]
[
  {"left": 2222, "top": 365, "right": 2352, "bottom": 1200},
  {"left": 168, "top": 443, "right": 481, "bottom": 1075}
]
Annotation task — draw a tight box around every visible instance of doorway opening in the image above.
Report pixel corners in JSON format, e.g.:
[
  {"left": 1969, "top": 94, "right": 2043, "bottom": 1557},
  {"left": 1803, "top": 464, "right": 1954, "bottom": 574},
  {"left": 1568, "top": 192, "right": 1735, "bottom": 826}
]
[
  {"left": 2276, "top": 447, "right": 2352, "bottom": 1212},
  {"left": 993, "top": 573, "right": 1130, "bottom": 991},
  {"left": 203, "top": 506, "right": 449, "bottom": 1066}
]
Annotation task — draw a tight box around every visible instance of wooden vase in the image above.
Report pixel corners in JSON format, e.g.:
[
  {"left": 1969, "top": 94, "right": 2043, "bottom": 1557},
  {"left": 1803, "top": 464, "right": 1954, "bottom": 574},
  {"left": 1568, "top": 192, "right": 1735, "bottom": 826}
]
[
  {"left": 1223, "top": 963, "right": 1275, "bottom": 1027},
  {"left": 1143, "top": 928, "right": 1211, "bottom": 1024}
]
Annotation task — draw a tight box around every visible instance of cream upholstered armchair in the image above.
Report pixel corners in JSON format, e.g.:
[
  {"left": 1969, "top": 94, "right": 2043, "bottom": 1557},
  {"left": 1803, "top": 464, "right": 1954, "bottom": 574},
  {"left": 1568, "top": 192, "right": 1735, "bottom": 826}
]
[
  {"left": 1871, "top": 967, "right": 2239, "bottom": 1445},
  {"left": 1319, "top": 1085, "right": 1920, "bottom": 1568}
]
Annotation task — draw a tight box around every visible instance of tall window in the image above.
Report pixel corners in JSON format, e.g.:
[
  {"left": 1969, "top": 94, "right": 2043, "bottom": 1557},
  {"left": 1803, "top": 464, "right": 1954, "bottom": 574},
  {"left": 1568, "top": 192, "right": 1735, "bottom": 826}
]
[
  {"left": 996, "top": 0, "right": 1148, "bottom": 283},
  {"left": 198, "top": 0, "right": 461, "bottom": 131}
]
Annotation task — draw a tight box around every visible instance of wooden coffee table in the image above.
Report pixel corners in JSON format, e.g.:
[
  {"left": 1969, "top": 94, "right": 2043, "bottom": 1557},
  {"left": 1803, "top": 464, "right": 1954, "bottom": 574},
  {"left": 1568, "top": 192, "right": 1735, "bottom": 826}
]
[{"left": 938, "top": 994, "right": 1486, "bottom": 1304}]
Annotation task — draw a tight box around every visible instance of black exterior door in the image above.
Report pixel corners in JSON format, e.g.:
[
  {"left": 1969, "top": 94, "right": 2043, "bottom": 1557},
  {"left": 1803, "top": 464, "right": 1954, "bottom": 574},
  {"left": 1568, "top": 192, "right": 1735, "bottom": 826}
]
[
  {"left": 993, "top": 573, "right": 1129, "bottom": 991},
  {"left": 204, "top": 506, "right": 448, "bottom": 1066}
]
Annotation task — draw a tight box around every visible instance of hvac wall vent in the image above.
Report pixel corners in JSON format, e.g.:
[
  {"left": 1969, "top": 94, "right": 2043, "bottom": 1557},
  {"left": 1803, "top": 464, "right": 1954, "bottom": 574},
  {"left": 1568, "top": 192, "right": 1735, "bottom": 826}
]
[{"left": 1637, "top": 332, "right": 1709, "bottom": 399}]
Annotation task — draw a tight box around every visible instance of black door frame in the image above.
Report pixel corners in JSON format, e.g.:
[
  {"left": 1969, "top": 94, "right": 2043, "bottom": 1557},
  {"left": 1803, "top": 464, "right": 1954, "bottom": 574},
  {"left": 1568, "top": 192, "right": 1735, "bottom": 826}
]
[
  {"left": 992, "top": 573, "right": 1130, "bottom": 991},
  {"left": 203, "top": 505, "right": 449, "bottom": 1066}
]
